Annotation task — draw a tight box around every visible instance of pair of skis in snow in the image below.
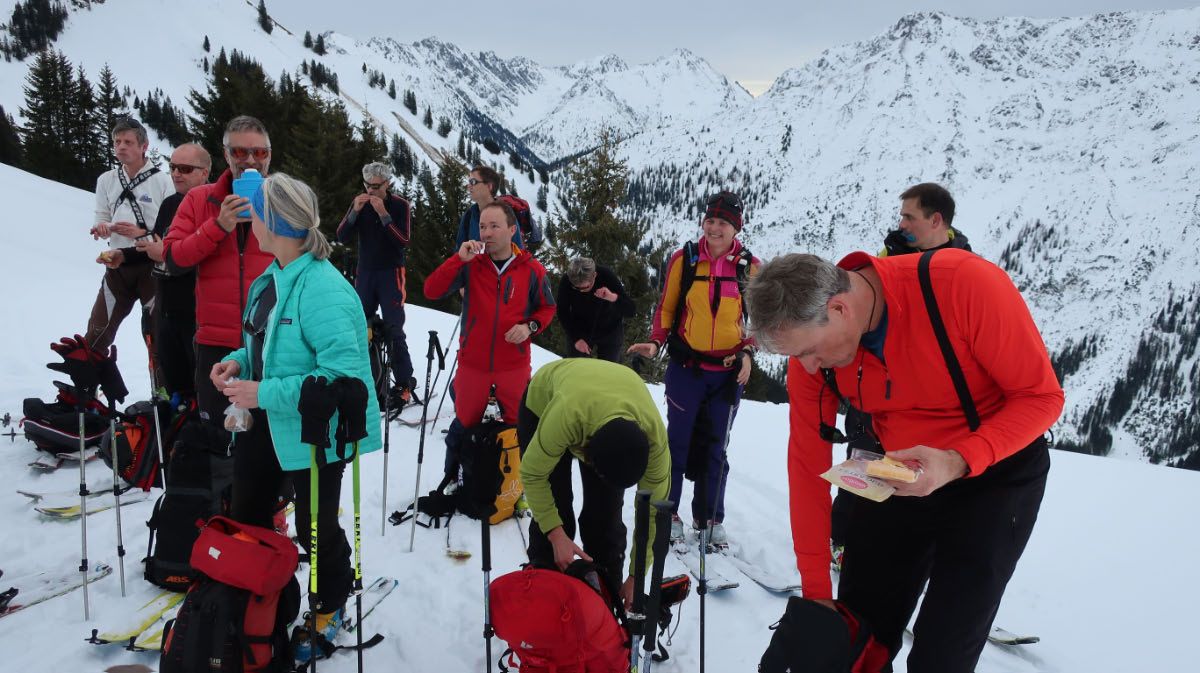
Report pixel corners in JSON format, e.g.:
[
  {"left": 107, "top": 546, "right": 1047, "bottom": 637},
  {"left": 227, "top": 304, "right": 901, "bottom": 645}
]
[
  {"left": 84, "top": 577, "right": 399, "bottom": 654},
  {"left": 18, "top": 482, "right": 152, "bottom": 519},
  {"left": 0, "top": 563, "right": 113, "bottom": 618}
]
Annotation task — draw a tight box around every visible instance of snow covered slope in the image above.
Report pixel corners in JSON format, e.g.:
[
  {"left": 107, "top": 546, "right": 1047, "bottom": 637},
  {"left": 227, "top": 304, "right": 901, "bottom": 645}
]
[
  {"left": 0, "top": 0, "right": 747, "bottom": 170},
  {"left": 1, "top": 162, "right": 1199, "bottom": 672},
  {"left": 618, "top": 8, "right": 1200, "bottom": 466}
]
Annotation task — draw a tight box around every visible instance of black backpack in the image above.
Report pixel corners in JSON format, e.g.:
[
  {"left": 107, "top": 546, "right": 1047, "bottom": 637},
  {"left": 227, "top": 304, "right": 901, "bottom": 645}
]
[
  {"left": 455, "top": 419, "right": 522, "bottom": 524},
  {"left": 160, "top": 574, "right": 300, "bottom": 673},
  {"left": 20, "top": 381, "right": 111, "bottom": 454},
  {"left": 759, "top": 598, "right": 889, "bottom": 673},
  {"left": 144, "top": 419, "right": 235, "bottom": 591}
]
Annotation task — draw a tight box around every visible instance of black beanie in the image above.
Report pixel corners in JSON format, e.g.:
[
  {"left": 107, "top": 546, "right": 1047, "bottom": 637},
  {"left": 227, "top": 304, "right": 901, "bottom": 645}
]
[{"left": 589, "top": 418, "right": 649, "bottom": 488}]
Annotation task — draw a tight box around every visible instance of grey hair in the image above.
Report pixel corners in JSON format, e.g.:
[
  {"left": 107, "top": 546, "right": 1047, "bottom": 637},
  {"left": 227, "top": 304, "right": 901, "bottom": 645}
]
[
  {"left": 222, "top": 115, "right": 271, "bottom": 147},
  {"left": 362, "top": 162, "right": 393, "bottom": 183},
  {"left": 566, "top": 257, "right": 597, "bottom": 286},
  {"left": 259, "top": 173, "right": 331, "bottom": 260},
  {"left": 744, "top": 254, "right": 851, "bottom": 352},
  {"left": 111, "top": 117, "right": 148, "bottom": 145},
  {"left": 173, "top": 142, "right": 212, "bottom": 168}
]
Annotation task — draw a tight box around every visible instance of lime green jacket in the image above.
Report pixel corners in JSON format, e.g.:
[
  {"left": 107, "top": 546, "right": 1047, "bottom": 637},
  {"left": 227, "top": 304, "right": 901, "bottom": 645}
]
[{"left": 520, "top": 359, "right": 670, "bottom": 576}]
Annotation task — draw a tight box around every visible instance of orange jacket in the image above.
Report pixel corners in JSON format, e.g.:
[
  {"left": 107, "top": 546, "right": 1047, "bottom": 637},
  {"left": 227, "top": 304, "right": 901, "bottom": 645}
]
[
  {"left": 650, "top": 238, "right": 758, "bottom": 365},
  {"left": 786, "top": 250, "right": 1063, "bottom": 599}
]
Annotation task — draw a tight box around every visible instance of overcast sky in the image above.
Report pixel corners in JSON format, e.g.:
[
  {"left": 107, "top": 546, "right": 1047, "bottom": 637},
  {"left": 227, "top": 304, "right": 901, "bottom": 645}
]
[{"left": 269, "top": 2, "right": 1198, "bottom": 95}]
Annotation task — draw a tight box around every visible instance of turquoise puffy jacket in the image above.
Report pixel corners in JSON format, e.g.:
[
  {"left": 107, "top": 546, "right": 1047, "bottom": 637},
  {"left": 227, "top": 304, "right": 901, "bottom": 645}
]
[{"left": 223, "top": 252, "right": 382, "bottom": 470}]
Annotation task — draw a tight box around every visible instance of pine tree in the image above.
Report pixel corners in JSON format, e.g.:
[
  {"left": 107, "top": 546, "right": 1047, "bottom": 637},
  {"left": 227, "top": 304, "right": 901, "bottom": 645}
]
[
  {"left": 257, "top": 0, "right": 273, "bottom": 34},
  {"left": 203, "top": 35, "right": 211, "bottom": 52},
  {"left": 68, "top": 64, "right": 107, "bottom": 187},
  {"left": 544, "top": 127, "right": 667, "bottom": 357},
  {"left": 304, "top": 31, "right": 313, "bottom": 49},
  {"left": 0, "top": 105, "right": 23, "bottom": 168},
  {"left": 436, "top": 116, "right": 451, "bottom": 138},
  {"left": 536, "top": 184, "right": 548, "bottom": 212},
  {"left": 187, "top": 49, "right": 279, "bottom": 175},
  {"left": 422, "top": 106, "right": 432, "bottom": 129},
  {"left": 406, "top": 159, "right": 469, "bottom": 309},
  {"left": 20, "top": 50, "right": 76, "bottom": 184},
  {"left": 94, "top": 64, "right": 127, "bottom": 168},
  {"left": 387, "top": 80, "right": 396, "bottom": 100},
  {"left": 314, "top": 34, "right": 326, "bottom": 56},
  {"left": 403, "top": 90, "right": 417, "bottom": 115}
]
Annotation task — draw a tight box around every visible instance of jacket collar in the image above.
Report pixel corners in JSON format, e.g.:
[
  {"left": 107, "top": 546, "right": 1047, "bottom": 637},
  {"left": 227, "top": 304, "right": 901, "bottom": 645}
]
[{"left": 838, "top": 251, "right": 904, "bottom": 320}]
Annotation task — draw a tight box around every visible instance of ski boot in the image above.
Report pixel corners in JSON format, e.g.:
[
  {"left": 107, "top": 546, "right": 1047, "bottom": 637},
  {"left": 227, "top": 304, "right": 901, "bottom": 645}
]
[{"left": 293, "top": 606, "right": 345, "bottom": 662}]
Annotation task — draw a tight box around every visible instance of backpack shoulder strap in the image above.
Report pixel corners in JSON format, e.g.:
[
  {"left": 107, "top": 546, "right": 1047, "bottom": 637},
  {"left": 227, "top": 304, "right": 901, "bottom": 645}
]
[
  {"left": 917, "top": 250, "right": 980, "bottom": 431},
  {"left": 669, "top": 241, "right": 700, "bottom": 338}
]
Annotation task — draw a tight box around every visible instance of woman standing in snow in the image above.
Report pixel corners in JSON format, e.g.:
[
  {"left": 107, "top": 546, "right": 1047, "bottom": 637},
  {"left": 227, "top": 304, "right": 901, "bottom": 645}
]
[
  {"left": 210, "top": 173, "right": 381, "bottom": 659},
  {"left": 627, "top": 191, "right": 759, "bottom": 547}
]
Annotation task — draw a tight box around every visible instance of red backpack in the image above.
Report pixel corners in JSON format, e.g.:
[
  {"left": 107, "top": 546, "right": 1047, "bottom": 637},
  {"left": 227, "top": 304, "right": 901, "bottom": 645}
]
[
  {"left": 490, "top": 566, "right": 629, "bottom": 672},
  {"left": 497, "top": 195, "right": 543, "bottom": 253},
  {"left": 160, "top": 517, "right": 300, "bottom": 672}
]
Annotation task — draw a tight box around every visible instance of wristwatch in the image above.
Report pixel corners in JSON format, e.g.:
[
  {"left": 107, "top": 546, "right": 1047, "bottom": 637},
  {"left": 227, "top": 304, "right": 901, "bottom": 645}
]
[{"left": 527, "top": 320, "right": 539, "bottom": 333}]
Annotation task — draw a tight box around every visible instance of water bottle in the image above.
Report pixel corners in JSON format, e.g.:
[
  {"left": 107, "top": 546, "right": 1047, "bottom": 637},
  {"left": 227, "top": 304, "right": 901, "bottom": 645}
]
[{"left": 232, "top": 169, "right": 264, "bottom": 220}]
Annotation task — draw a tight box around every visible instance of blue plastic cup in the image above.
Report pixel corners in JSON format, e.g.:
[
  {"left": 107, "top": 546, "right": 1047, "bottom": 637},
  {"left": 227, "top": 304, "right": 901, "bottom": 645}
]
[{"left": 232, "top": 169, "right": 264, "bottom": 220}]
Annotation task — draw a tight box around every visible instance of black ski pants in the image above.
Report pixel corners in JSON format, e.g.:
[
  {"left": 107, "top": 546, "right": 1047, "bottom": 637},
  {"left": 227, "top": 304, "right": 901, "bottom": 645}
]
[
  {"left": 231, "top": 409, "right": 353, "bottom": 612},
  {"left": 518, "top": 397, "right": 627, "bottom": 595},
  {"left": 838, "top": 437, "right": 1050, "bottom": 673},
  {"left": 195, "top": 343, "right": 234, "bottom": 424},
  {"left": 156, "top": 305, "right": 196, "bottom": 399},
  {"left": 565, "top": 329, "right": 624, "bottom": 364}
]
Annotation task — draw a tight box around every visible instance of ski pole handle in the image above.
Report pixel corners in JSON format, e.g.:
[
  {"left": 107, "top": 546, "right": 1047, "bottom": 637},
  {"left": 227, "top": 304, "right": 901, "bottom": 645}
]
[
  {"left": 631, "top": 490, "right": 652, "bottom": 615},
  {"left": 427, "top": 330, "right": 446, "bottom": 370},
  {"left": 641, "top": 500, "right": 675, "bottom": 669}
]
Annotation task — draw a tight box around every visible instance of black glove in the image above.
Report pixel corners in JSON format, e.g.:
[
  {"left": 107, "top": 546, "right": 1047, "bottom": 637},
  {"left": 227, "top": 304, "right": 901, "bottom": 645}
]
[
  {"left": 334, "top": 377, "right": 369, "bottom": 444},
  {"left": 95, "top": 344, "right": 128, "bottom": 405},
  {"left": 883, "top": 229, "right": 915, "bottom": 257},
  {"left": 47, "top": 334, "right": 100, "bottom": 396},
  {"left": 297, "top": 375, "right": 338, "bottom": 449}
]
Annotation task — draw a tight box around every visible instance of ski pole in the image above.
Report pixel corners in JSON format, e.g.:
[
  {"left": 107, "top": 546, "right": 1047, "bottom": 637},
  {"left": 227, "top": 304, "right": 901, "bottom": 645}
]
[
  {"left": 423, "top": 319, "right": 458, "bottom": 424},
  {"left": 482, "top": 511, "right": 493, "bottom": 673},
  {"left": 380, "top": 321, "right": 392, "bottom": 537},
  {"left": 629, "top": 490, "right": 652, "bottom": 672},
  {"left": 409, "top": 330, "right": 445, "bottom": 552},
  {"left": 335, "top": 377, "right": 370, "bottom": 673},
  {"left": 145, "top": 350, "right": 169, "bottom": 491},
  {"left": 108, "top": 415, "right": 126, "bottom": 597},
  {"left": 694, "top": 398, "right": 712, "bottom": 673},
  {"left": 77, "top": 409, "right": 91, "bottom": 620},
  {"left": 308, "top": 442, "right": 320, "bottom": 673},
  {"left": 429, "top": 352, "right": 458, "bottom": 434},
  {"left": 641, "top": 500, "right": 675, "bottom": 673}
]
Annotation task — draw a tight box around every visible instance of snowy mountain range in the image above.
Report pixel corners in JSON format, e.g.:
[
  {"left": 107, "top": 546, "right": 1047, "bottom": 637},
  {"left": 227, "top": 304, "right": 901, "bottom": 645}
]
[
  {"left": 616, "top": 8, "right": 1200, "bottom": 468},
  {"left": 0, "top": 1, "right": 1196, "bottom": 466}
]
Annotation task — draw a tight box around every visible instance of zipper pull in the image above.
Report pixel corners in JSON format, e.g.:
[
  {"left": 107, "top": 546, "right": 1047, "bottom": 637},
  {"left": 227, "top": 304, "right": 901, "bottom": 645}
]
[{"left": 885, "top": 378, "right": 892, "bottom": 400}]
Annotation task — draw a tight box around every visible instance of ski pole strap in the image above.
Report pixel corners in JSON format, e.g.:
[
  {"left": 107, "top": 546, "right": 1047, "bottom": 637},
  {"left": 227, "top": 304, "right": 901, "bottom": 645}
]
[
  {"left": 426, "top": 330, "right": 446, "bottom": 370},
  {"left": 917, "top": 250, "right": 980, "bottom": 431}
]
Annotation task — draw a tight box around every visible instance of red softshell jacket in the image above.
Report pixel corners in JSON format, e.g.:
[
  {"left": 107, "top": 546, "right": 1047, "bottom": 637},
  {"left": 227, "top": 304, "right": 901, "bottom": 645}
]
[
  {"left": 787, "top": 250, "right": 1064, "bottom": 599},
  {"left": 423, "top": 244, "right": 556, "bottom": 372}
]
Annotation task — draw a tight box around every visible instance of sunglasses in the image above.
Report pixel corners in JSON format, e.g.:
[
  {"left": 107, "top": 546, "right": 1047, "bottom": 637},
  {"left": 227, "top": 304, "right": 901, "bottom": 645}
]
[
  {"left": 468, "top": 178, "right": 486, "bottom": 186},
  {"left": 169, "top": 163, "right": 204, "bottom": 175},
  {"left": 707, "top": 192, "right": 743, "bottom": 213},
  {"left": 225, "top": 145, "right": 271, "bottom": 161},
  {"left": 364, "top": 181, "right": 388, "bottom": 190}
]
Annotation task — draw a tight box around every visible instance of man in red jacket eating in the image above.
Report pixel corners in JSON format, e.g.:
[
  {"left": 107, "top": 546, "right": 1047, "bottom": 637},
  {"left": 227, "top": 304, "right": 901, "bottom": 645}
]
[
  {"left": 424, "top": 201, "right": 555, "bottom": 430},
  {"left": 163, "top": 115, "right": 274, "bottom": 422},
  {"left": 745, "top": 249, "right": 1063, "bottom": 673}
]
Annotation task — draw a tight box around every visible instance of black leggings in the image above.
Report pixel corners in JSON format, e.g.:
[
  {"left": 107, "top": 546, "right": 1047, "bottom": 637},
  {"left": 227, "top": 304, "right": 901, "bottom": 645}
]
[
  {"left": 838, "top": 437, "right": 1050, "bottom": 673},
  {"left": 518, "top": 397, "right": 627, "bottom": 595},
  {"left": 231, "top": 409, "right": 354, "bottom": 612}
]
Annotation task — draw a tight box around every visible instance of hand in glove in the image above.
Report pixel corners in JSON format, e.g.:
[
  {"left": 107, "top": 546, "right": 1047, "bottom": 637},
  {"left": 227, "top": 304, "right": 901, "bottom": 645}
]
[
  {"left": 96, "top": 344, "right": 128, "bottom": 405},
  {"left": 334, "top": 378, "right": 369, "bottom": 445},
  {"left": 47, "top": 334, "right": 101, "bottom": 394},
  {"left": 297, "top": 375, "right": 338, "bottom": 449}
]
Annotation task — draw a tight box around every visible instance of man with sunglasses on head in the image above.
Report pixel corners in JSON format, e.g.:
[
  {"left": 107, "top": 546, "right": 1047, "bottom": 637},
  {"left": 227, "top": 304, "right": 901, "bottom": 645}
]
[
  {"left": 124, "top": 143, "right": 211, "bottom": 402},
  {"left": 163, "top": 115, "right": 275, "bottom": 423},
  {"left": 85, "top": 117, "right": 174, "bottom": 382},
  {"left": 336, "top": 162, "right": 415, "bottom": 409}
]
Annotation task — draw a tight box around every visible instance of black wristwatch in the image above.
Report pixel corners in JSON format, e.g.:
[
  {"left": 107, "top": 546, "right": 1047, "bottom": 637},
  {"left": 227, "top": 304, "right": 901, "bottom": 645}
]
[{"left": 527, "top": 320, "right": 540, "bottom": 333}]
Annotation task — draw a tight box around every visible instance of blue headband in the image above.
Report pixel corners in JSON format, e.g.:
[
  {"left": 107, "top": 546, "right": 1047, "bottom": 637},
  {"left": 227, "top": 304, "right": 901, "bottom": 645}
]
[{"left": 250, "top": 184, "right": 308, "bottom": 239}]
